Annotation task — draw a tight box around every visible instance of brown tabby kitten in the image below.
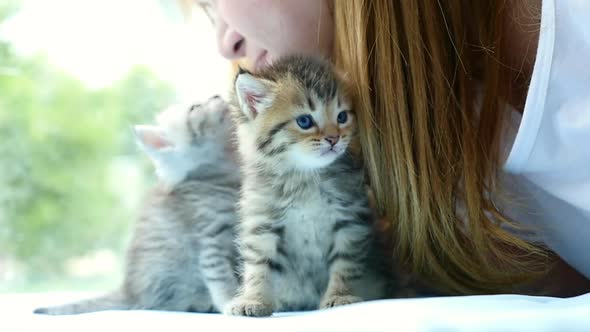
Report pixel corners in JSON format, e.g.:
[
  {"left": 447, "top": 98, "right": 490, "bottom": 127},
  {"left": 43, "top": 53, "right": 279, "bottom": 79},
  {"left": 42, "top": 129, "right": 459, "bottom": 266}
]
[
  {"left": 34, "top": 96, "right": 241, "bottom": 315},
  {"left": 225, "top": 56, "right": 389, "bottom": 317}
]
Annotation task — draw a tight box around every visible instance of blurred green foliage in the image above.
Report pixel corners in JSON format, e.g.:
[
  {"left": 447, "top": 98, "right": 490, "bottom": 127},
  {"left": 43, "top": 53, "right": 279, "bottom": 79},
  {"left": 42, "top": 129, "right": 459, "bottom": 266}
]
[{"left": 0, "top": 2, "right": 176, "bottom": 291}]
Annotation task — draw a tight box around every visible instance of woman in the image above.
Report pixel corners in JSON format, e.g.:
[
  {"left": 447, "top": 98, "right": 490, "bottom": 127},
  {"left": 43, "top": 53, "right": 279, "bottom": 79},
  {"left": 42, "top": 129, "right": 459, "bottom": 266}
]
[{"left": 196, "top": 0, "right": 590, "bottom": 296}]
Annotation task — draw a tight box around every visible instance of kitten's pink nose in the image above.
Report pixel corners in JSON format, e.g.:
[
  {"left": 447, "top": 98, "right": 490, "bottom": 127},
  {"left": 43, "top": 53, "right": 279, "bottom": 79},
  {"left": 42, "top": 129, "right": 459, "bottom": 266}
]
[{"left": 325, "top": 136, "right": 340, "bottom": 147}]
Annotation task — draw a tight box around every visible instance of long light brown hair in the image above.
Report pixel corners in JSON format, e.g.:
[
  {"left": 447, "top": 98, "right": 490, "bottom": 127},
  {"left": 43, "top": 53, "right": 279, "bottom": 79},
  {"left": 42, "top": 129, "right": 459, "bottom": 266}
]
[{"left": 333, "top": 0, "right": 550, "bottom": 294}]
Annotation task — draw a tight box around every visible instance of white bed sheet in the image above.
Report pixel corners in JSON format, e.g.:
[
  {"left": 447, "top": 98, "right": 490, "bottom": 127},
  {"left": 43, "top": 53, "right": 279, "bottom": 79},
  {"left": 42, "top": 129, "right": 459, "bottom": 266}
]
[{"left": 3, "top": 292, "right": 589, "bottom": 332}]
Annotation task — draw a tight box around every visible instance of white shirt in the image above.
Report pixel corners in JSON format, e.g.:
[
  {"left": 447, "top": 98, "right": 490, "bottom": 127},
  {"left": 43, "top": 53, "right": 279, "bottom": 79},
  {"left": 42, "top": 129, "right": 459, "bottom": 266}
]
[{"left": 501, "top": 0, "right": 590, "bottom": 278}]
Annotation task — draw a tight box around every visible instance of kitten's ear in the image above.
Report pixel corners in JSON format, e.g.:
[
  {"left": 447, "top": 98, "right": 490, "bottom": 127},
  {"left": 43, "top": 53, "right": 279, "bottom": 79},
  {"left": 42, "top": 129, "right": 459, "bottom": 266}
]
[
  {"left": 234, "top": 71, "right": 275, "bottom": 120},
  {"left": 133, "top": 125, "right": 173, "bottom": 151},
  {"left": 333, "top": 67, "right": 353, "bottom": 98}
]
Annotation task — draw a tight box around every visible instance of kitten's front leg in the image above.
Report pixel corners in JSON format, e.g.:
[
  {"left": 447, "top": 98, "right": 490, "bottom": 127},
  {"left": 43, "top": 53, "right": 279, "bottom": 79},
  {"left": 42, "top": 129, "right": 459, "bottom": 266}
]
[
  {"left": 320, "top": 226, "right": 372, "bottom": 309},
  {"left": 224, "top": 220, "right": 280, "bottom": 317},
  {"left": 320, "top": 264, "right": 364, "bottom": 309},
  {"left": 225, "top": 262, "right": 273, "bottom": 317}
]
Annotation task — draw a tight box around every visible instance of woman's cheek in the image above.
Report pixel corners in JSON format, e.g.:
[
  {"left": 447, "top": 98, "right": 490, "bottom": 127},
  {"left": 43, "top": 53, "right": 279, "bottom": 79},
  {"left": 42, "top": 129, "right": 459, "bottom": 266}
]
[{"left": 216, "top": 0, "right": 274, "bottom": 29}]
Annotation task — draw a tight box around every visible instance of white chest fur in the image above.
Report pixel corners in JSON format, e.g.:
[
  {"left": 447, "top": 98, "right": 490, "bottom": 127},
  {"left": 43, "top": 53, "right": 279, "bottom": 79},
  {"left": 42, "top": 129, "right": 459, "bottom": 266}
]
[{"left": 270, "top": 185, "right": 345, "bottom": 310}]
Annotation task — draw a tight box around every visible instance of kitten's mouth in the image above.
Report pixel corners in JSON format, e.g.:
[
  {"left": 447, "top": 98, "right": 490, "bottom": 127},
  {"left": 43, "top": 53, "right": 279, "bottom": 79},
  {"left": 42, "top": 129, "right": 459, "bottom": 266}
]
[{"left": 320, "top": 147, "right": 340, "bottom": 156}]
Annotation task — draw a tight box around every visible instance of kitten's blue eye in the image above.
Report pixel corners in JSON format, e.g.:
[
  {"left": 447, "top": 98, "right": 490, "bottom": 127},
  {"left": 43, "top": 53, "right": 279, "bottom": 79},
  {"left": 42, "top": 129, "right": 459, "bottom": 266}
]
[
  {"left": 296, "top": 115, "right": 314, "bottom": 129},
  {"left": 337, "top": 111, "right": 348, "bottom": 124}
]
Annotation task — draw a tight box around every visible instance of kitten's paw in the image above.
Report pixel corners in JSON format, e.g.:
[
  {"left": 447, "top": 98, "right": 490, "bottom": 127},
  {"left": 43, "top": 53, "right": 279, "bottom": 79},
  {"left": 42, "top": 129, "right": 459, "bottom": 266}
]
[
  {"left": 224, "top": 297, "right": 273, "bottom": 317},
  {"left": 320, "top": 295, "right": 363, "bottom": 309}
]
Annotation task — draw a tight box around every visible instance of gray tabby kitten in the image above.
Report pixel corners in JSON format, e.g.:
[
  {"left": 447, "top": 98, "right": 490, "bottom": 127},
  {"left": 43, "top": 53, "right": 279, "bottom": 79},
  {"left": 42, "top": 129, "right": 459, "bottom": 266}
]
[
  {"left": 35, "top": 96, "right": 241, "bottom": 315},
  {"left": 225, "top": 56, "right": 389, "bottom": 317}
]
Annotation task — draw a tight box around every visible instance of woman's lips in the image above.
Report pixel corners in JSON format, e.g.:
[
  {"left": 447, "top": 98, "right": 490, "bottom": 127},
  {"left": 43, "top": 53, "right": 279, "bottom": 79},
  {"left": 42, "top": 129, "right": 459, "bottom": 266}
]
[{"left": 254, "top": 51, "right": 269, "bottom": 72}]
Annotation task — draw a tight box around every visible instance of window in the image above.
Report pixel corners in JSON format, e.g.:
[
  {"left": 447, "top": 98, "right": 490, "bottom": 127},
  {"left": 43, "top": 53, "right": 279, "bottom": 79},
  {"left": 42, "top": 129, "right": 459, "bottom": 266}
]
[{"left": 0, "top": 0, "right": 229, "bottom": 293}]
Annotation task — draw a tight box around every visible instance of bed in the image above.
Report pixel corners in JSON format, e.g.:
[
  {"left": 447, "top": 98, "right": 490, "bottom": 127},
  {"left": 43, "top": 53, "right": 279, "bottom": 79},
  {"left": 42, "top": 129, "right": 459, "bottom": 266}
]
[{"left": 3, "top": 292, "right": 589, "bottom": 331}]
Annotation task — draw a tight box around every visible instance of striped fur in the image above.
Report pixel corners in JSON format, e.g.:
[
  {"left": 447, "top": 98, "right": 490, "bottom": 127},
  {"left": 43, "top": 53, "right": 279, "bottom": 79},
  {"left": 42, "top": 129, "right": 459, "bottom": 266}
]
[
  {"left": 226, "top": 56, "right": 389, "bottom": 317},
  {"left": 34, "top": 97, "right": 241, "bottom": 315}
]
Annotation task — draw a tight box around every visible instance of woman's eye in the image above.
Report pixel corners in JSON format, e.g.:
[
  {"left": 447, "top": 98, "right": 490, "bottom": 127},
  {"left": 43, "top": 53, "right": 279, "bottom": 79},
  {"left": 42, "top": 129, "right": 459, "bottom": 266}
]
[
  {"left": 296, "top": 115, "right": 314, "bottom": 130},
  {"left": 337, "top": 111, "right": 348, "bottom": 124}
]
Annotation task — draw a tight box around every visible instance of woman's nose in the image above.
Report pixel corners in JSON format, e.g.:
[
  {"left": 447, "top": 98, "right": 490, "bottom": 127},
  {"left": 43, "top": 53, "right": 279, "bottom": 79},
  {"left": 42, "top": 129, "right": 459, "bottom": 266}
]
[{"left": 217, "top": 22, "right": 246, "bottom": 60}]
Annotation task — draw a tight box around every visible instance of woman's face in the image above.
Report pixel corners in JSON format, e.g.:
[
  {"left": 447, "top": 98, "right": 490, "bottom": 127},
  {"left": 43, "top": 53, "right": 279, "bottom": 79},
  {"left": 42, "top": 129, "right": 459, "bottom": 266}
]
[{"left": 202, "top": 0, "right": 334, "bottom": 72}]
